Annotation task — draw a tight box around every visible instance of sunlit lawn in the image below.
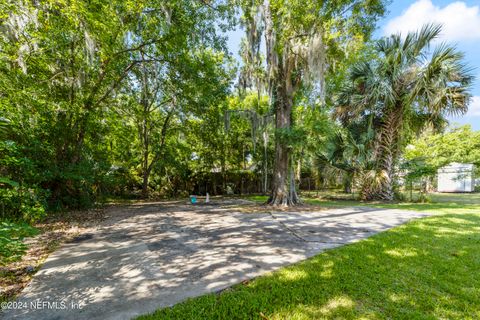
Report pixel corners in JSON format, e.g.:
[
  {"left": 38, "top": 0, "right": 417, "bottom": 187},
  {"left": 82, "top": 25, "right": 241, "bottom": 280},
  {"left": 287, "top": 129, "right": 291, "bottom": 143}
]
[{"left": 138, "top": 193, "right": 480, "bottom": 319}]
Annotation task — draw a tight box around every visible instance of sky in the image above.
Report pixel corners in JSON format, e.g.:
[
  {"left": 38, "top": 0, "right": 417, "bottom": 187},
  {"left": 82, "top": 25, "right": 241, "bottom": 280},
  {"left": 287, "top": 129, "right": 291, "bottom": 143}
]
[{"left": 226, "top": 0, "right": 480, "bottom": 130}]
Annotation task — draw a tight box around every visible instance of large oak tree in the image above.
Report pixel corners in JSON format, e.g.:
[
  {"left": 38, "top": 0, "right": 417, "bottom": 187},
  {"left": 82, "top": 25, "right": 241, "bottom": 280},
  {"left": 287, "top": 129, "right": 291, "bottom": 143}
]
[{"left": 239, "top": 0, "right": 386, "bottom": 205}]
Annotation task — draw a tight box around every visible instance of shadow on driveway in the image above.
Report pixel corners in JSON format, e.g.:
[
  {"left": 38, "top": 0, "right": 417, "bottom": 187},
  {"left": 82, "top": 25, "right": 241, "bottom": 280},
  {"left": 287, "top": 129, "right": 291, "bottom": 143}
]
[{"left": 2, "top": 200, "right": 429, "bottom": 320}]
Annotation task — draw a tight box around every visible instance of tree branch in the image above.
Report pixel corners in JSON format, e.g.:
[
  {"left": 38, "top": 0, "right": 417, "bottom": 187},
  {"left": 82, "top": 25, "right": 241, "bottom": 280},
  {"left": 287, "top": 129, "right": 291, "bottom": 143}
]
[{"left": 147, "top": 101, "right": 176, "bottom": 173}]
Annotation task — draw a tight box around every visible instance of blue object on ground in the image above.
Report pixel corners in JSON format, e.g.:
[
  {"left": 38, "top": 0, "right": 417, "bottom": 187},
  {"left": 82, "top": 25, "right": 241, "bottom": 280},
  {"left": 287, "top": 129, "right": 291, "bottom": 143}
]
[{"left": 190, "top": 195, "right": 197, "bottom": 204}]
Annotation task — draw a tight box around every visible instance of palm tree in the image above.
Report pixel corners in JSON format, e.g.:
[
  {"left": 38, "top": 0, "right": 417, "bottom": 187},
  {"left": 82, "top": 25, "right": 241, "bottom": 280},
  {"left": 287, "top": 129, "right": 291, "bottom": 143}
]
[
  {"left": 318, "top": 118, "right": 375, "bottom": 194},
  {"left": 335, "top": 24, "right": 473, "bottom": 200}
]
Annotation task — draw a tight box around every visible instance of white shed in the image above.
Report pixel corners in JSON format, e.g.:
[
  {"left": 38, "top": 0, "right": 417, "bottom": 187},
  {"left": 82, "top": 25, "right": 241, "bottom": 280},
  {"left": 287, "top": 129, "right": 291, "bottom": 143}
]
[{"left": 437, "top": 163, "right": 475, "bottom": 193}]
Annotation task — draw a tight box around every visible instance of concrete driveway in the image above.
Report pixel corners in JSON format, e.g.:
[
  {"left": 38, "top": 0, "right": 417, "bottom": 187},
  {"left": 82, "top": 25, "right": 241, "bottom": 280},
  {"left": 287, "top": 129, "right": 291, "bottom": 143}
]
[{"left": 2, "top": 200, "right": 429, "bottom": 320}]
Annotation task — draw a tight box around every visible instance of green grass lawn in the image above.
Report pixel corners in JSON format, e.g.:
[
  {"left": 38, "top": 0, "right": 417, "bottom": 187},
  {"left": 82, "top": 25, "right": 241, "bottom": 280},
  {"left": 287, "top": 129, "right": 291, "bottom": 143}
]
[
  {"left": 249, "top": 193, "right": 480, "bottom": 214},
  {"left": 138, "top": 194, "right": 480, "bottom": 319}
]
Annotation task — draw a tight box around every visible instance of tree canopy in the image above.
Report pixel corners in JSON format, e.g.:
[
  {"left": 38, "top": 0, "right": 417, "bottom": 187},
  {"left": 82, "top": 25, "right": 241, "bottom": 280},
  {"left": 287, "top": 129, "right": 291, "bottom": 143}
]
[
  {"left": 405, "top": 125, "right": 480, "bottom": 169},
  {"left": 0, "top": 0, "right": 476, "bottom": 231}
]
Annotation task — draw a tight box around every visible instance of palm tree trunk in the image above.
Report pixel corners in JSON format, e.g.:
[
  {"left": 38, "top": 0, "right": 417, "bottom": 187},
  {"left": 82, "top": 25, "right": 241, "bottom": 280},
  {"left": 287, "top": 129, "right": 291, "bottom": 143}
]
[{"left": 371, "top": 110, "right": 403, "bottom": 200}]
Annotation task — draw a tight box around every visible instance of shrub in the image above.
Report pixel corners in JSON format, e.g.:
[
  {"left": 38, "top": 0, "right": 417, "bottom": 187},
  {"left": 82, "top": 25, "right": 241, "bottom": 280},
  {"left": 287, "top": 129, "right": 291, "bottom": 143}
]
[
  {"left": 0, "top": 221, "right": 39, "bottom": 264},
  {"left": 0, "top": 179, "right": 47, "bottom": 223}
]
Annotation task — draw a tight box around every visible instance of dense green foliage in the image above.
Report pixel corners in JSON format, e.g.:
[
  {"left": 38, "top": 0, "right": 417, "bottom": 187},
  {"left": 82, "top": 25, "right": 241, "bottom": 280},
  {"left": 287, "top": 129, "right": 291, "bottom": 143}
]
[
  {"left": 405, "top": 125, "right": 480, "bottom": 169},
  {"left": 238, "top": 0, "right": 387, "bottom": 205},
  {"left": 0, "top": 221, "right": 38, "bottom": 265},
  {"left": 0, "top": 0, "right": 392, "bottom": 217},
  {"left": 0, "top": 0, "right": 237, "bottom": 217}
]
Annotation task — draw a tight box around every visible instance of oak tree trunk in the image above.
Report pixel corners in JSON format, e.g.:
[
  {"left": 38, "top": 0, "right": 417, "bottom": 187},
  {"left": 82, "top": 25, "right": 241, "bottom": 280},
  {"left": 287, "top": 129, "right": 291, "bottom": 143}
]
[
  {"left": 263, "top": 0, "right": 301, "bottom": 206},
  {"left": 142, "top": 169, "right": 150, "bottom": 198},
  {"left": 267, "top": 82, "right": 299, "bottom": 206}
]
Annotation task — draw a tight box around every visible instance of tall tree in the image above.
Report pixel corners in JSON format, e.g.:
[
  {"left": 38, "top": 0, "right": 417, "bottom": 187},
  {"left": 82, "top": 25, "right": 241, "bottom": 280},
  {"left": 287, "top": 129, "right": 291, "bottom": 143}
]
[
  {"left": 239, "top": 0, "right": 386, "bottom": 205},
  {"left": 335, "top": 24, "right": 474, "bottom": 200},
  {"left": 125, "top": 50, "right": 232, "bottom": 197},
  {"left": 0, "top": 0, "right": 234, "bottom": 206}
]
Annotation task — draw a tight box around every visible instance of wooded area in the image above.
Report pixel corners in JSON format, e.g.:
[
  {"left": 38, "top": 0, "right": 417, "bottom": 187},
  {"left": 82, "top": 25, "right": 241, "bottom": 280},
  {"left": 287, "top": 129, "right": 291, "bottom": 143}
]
[{"left": 0, "top": 0, "right": 476, "bottom": 223}]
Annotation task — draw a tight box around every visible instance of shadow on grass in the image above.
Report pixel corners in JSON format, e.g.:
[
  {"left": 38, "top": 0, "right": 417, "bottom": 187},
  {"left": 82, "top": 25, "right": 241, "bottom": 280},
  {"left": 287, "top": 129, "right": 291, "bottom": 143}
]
[
  {"left": 300, "top": 196, "right": 480, "bottom": 214},
  {"left": 355, "top": 201, "right": 480, "bottom": 213},
  {"left": 138, "top": 213, "right": 480, "bottom": 319},
  {"left": 248, "top": 192, "right": 480, "bottom": 213}
]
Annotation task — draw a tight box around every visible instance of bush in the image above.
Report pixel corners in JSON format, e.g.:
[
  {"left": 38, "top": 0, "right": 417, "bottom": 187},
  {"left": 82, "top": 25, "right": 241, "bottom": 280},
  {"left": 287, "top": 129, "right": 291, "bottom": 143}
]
[
  {"left": 0, "top": 221, "right": 39, "bottom": 264},
  {"left": 0, "top": 180, "right": 47, "bottom": 223}
]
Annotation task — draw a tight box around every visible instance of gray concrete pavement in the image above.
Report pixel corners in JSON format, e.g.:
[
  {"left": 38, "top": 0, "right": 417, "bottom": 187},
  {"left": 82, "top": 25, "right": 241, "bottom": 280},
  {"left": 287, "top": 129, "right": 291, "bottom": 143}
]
[{"left": 1, "top": 200, "right": 429, "bottom": 320}]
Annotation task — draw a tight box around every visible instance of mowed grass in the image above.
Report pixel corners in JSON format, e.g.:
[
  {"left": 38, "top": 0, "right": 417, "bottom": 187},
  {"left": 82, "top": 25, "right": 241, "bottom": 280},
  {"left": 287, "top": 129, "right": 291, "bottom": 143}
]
[
  {"left": 248, "top": 193, "right": 480, "bottom": 215},
  {"left": 138, "top": 194, "right": 480, "bottom": 319}
]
